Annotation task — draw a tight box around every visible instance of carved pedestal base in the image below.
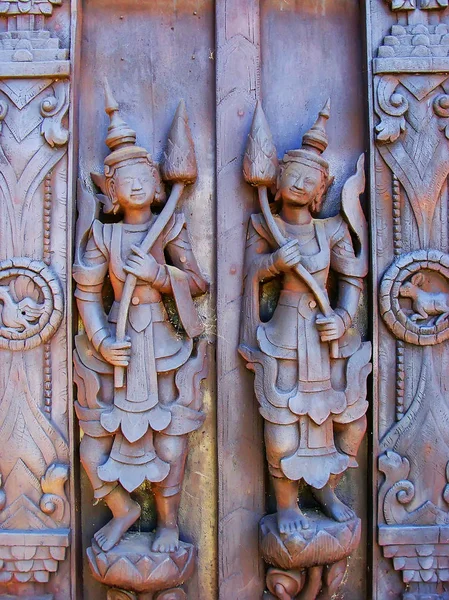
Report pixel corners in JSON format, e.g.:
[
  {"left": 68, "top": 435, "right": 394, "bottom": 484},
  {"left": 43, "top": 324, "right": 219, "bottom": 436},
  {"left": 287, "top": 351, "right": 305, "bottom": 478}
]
[
  {"left": 260, "top": 510, "right": 361, "bottom": 600},
  {"left": 87, "top": 533, "right": 195, "bottom": 599}
]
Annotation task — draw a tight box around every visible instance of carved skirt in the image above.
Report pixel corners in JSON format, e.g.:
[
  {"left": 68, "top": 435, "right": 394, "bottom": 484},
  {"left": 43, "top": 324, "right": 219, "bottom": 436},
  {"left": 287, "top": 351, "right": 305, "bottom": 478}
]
[
  {"left": 73, "top": 301, "right": 206, "bottom": 493},
  {"left": 240, "top": 290, "right": 371, "bottom": 487}
]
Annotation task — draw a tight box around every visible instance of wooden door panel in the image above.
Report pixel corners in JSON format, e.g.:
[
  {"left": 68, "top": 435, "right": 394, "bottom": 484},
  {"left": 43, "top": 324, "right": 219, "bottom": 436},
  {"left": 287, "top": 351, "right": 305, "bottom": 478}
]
[{"left": 77, "top": 2, "right": 217, "bottom": 599}]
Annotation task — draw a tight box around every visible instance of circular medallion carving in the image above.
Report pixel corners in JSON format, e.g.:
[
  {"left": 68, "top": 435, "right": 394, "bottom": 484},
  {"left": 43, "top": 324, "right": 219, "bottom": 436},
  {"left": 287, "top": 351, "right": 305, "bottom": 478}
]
[
  {"left": 380, "top": 249, "right": 449, "bottom": 346},
  {"left": 0, "top": 257, "right": 63, "bottom": 351}
]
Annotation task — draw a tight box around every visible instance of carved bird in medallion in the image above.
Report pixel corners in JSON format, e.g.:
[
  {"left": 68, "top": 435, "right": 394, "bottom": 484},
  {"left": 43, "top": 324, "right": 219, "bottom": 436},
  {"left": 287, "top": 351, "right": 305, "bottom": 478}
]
[{"left": 0, "top": 285, "right": 44, "bottom": 331}]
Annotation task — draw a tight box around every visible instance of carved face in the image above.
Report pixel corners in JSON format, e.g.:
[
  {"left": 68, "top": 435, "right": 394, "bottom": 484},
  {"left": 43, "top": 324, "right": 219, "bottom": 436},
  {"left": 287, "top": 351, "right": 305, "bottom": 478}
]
[
  {"left": 399, "top": 282, "right": 415, "bottom": 298},
  {"left": 111, "top": 161, "right": 156, "bottom": 211},
  {"left": 278, "top": 162, "right": 324, "bottom": 208}
]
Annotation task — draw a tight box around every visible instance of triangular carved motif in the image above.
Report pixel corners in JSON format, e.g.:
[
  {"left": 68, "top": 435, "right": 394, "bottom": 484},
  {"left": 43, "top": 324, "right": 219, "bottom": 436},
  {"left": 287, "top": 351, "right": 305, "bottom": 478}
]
[
  {"left": 3, "top": 459, "right": 41, "bottom": 506},
  {"left": 3, "top": 108, "right": 43, "bottom": 144},
  {"left": 0, "top": 79, "right": 53, "bottom": 110},
  {"left": 0, "top": 497, "right": 55, "bottom": 530},
  {"left": 399, "top": 74, "right": 449, "bottom": 101}
]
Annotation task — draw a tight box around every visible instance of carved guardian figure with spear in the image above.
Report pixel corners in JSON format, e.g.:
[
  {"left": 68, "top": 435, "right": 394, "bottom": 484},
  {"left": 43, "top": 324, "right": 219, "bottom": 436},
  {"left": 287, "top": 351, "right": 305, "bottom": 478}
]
[
  {"left": 73, "top": 84, "right": 208, "bottom": 557},
  {"left": 240, "top": 101, "right": 372, "bottom": 537}
]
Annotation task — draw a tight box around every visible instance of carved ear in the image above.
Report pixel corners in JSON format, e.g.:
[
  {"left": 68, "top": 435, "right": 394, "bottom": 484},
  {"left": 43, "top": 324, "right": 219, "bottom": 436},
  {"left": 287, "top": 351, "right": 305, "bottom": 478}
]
[
  {"left": 411, "top": 273, "right": 424, "bottom": 287},
  {"left": 324, "top": 175, "right": 335, "bottom": 194},
  {"left": 91, "top": 172, "right": 108, "bottom": 195},
  {"left": 91, "top": 172, "right": 118, "bottom": 214}
]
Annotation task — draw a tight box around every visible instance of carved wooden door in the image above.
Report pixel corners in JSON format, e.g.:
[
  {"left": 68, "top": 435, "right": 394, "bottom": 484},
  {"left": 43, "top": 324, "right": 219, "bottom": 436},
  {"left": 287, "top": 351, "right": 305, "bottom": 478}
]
[{"left": 0, "top": 1, "right": 446, "bottom": 599}]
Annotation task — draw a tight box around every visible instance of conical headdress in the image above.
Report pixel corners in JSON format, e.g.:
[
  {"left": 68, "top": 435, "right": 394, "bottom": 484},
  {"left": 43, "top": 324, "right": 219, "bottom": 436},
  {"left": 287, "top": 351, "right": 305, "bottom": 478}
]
[
  {"left": 103, "top": 80, "right": 151, "bottom": 177},
  {"left": 281, "top": 99, "right": 330, "bottom": 176}
]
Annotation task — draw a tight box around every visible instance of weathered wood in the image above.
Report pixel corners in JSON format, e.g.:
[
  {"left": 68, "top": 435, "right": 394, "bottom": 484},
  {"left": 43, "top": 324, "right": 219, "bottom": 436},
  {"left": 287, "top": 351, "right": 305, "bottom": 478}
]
[
  {"left": 0, "top": 0, "right": 78, "bottom": 596},
  {"left": 367, "top": 2, "right": 449, "bottom": 598},
  {"left": 77, "top": 2, "right": 217, "bottom": 599},
  {"left": 240, "top": 95, "right": 370, "bottom": 600},
  {"left": 259, "top": 4, "right": 370, "bottom": 598},
  {"left": 216, "top": 1, "right": 266, "bottom": 599}
]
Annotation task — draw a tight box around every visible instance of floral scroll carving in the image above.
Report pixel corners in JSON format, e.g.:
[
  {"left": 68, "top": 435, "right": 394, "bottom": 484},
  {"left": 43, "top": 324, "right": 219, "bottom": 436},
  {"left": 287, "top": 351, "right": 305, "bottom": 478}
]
[
  {"left": 372, "top": 4, "right": 449, "bottom": 597},
  {"left": 239, "top": 102, "right": 371, "bottom": 600},
  {"left": 0, "top": 0, "right": 72, "bottom": 591}
]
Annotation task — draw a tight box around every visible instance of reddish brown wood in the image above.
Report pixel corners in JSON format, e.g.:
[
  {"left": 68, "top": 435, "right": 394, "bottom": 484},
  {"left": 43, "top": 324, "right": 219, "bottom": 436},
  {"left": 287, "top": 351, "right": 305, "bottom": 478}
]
[
  {"left": 240, "top": 98, "right": 370, "bottom": 600},
  {"left": 216, "top": 1, "right": 266, "bottom": 599},
  {"left": 0, "top": 0, "right": 77, "bottom": 594},
  {"left": 77, "top": 3, "right": 217, "bottom": 598},
  {"left": 367, "top": 2, "right": 449, "bottom": 599}
]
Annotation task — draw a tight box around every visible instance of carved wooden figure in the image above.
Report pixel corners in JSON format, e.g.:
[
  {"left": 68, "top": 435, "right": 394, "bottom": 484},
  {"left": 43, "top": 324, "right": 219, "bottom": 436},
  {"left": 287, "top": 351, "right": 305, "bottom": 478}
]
[
  {"left": 239, "top": 101, "right": 372, "bottom": 600},
  {"left": 73, "top": 84, "right": 208, "bottom": 600}
]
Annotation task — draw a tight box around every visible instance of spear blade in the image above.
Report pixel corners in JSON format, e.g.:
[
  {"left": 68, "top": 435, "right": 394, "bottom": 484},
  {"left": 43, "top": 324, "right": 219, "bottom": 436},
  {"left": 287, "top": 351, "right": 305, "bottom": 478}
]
[
  {"left": 243, "top": 101, "right": 278, "bottom": 188},
  {"left": 162, "top": 99, "right": 198, "bottom": 185}
]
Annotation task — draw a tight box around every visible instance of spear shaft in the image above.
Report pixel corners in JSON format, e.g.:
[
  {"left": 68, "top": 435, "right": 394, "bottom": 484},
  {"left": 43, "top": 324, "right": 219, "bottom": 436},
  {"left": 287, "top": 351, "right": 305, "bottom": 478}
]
[
  {"left": 114, "top": 182, "right": 185, "bottom": 388},
  {"left": 114, "top": 98, "right": 197, "bottom": 389},
  {"left": 257, "top": 186, "right": 339, "bottom": 359}
]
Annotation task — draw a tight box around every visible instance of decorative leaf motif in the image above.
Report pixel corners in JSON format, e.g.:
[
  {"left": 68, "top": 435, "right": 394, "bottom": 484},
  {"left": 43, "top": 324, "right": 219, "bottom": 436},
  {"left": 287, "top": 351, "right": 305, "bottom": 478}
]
[
  {"left": 243, "top": 101, "right": 278, "bottom": 187},
  {"left": 161, "top": 100, "right": 197, "bottom": 184}
]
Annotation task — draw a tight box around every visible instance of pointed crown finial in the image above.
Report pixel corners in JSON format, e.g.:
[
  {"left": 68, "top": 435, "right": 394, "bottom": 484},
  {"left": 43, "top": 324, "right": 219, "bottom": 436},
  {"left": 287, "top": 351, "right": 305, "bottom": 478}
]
[
  {"left": 281, "top": 99, "right": 331, "bottom": 176},
  {"left": 302, "top": 98, "right": 330, "bottom": 155},
  {"left": 102, "top": 79, "right": 151, "bottom": 176}
]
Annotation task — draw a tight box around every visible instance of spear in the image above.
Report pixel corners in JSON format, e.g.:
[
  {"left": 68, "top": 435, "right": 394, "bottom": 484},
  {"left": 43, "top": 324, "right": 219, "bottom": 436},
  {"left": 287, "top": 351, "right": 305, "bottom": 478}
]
[
  {"left": 243, "top": 102, "right": 339, "bottom": 359},
  {"left": 114, "top": 100, "right": 198, "bottom": 388}
]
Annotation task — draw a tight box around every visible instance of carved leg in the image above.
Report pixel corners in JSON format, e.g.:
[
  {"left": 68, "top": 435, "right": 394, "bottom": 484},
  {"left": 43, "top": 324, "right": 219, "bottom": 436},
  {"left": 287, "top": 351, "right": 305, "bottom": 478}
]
[
  {"left": 311, "top": 416, "right": 366, "bottom": 522},
  {"left": 80, "top": 432, "right": 114, "bottom": 495},
  {"left": 334, "top": 415, "right": 367, "bottom": 463},
  {"left": 264, "top": 421, "right": 308, "bottom": 533},
  {"left": 436, "top": 311, "right": 449, "bottom": 325},
  {"left": 81, "top": 435, "right": 141, "bottom": 552},
  {"left": 95, "top": 485, "right": 142, "bottom": 552},
  {"left": 152, "top": 432, "right": 188, "bottom": 553},
  {"left": 312, "top": 481, "right": 355, "bottom": 523}
]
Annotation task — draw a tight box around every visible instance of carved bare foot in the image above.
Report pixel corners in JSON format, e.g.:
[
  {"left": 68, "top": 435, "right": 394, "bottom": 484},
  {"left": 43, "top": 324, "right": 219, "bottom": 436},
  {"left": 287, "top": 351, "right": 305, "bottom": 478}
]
[
  {"left": 312, "top": 485, "right": 355, "bottom": 522},
  {"left": 94, "top": 500, "right": 141, "bottom": 552},
  {"left": 152, "top": 526, "right": 180, "bottom": 553},
  {"left": 277, "top": 506, "right": 309, "bottom": 535}
]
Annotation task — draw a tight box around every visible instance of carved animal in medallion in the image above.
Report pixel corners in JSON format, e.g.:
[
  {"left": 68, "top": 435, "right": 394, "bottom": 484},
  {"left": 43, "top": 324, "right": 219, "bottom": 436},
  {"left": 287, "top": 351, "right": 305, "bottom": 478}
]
[
  {"left": 399, "top": 273, "right": 449, "bottom": 324},
  {"left": 0, "top": 284, "right": 44, "bottom": 331}
]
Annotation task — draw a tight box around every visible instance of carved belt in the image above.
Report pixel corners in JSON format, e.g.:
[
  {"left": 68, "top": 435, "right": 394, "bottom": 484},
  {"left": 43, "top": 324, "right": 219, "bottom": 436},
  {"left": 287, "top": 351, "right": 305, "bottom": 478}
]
[{"left": 108, "top": 300, "right": 166, "bottom": 324}]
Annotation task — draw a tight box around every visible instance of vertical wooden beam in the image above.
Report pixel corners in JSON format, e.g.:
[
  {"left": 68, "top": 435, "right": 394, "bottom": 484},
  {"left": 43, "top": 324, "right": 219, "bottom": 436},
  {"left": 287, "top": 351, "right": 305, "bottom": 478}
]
[
  {"left": 367, "top": 2, "right": 449, "bottom": 598},
  {"left": 0, "top": 0, "right": 79, "bottom": 596},
  {"left": 216, "top": 1, "right": 265, "bottom": 598}
]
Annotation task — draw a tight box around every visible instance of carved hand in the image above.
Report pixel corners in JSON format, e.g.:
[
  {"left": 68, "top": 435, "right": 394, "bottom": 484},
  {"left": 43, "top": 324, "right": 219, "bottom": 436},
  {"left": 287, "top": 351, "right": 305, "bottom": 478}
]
[
  {"left": 272, "top": 239, "right": 302, "bottom": 272},
  {"left": 315, "top": 313, "right": 345, "bottom": 342},
  {"left": 99, "top": 336, "right": 132, "bottom": 367},
  {"left": 124, "top": 245, "right": 159, "bottom": 283}
]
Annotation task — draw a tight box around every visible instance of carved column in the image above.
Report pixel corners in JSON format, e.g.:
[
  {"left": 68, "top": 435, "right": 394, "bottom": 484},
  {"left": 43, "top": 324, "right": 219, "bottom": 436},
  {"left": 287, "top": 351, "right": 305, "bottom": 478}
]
[
  {"left": 216, "top": 2, "right": 266, "bottom": 599},
  {"left": 0, "top": 0, "right": 76, "bottom": 597},
  {"left": 368, "top": 2, "right": 449, "bottom": 598}
]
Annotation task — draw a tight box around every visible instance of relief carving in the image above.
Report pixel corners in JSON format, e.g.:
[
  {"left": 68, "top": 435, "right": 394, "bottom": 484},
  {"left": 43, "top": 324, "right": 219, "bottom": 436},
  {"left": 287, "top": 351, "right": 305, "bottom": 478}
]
[
  {"left": 0, "top": 0, "right": 72, "bottom": 593},
  {"left": 74, "top": 84, "right": 208, "bottom": 600},
  {"left": 239, "top": 101, "right": 371, "bottom": 599},
  {"left": 371, "top": 2, "right": 449, "bottom": 598}
]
